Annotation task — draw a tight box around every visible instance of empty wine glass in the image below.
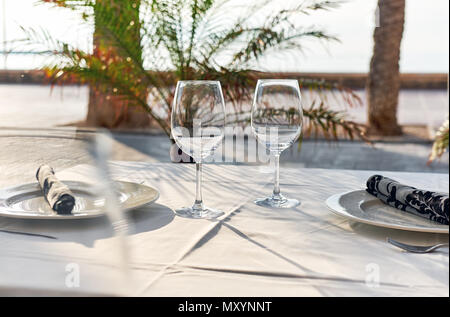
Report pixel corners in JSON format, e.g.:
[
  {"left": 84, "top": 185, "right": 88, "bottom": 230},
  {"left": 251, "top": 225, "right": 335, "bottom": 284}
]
[
  {"left": 171, "top": 81, "right": 226, "bottom": 219},
  {"left": 251, "top": 79, "right": 303, "bottom": 208}
]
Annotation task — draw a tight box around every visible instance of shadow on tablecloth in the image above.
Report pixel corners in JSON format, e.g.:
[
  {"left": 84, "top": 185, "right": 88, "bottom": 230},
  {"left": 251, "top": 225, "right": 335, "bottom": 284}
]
[{"left": 0, "top": 203, "right": 174, "bottom": 248}]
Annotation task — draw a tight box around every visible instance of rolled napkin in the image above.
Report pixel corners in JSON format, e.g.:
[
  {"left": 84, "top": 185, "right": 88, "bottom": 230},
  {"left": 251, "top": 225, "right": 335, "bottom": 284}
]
[
  {"left": 36, "top": 165, "right": 75, "bottom": 214},
  {"left": 366, "top": 175, "right": 449, "bottom": 225}
]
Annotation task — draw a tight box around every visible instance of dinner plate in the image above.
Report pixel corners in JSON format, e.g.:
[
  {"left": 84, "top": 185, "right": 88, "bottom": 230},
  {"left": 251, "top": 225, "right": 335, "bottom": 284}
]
[
  {"left": 326, "top": 190, "right": 449, "bottom": 234},
  {"left": 0, "top": 181, "right": 159, "bottom": 219}
]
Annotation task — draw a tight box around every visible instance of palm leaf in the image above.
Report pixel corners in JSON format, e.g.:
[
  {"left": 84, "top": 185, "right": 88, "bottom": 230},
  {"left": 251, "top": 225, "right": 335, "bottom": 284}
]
[{"left": 24, "top": 0, "right": 367, "bottom": 143}]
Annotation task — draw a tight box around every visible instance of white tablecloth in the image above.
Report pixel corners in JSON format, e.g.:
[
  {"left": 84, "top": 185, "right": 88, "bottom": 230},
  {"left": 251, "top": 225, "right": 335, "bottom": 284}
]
[{"left": 0, "top": 162, "right": 448, "bottom": 296}]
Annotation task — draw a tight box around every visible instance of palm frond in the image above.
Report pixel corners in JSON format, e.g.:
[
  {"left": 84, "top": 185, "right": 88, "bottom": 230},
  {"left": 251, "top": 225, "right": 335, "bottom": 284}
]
[
  {"left": 302, "top": 102, "right": 369, "bottom": 144},
  {"left": 24, "top": 0, "right": 366, "bottom": 143}
]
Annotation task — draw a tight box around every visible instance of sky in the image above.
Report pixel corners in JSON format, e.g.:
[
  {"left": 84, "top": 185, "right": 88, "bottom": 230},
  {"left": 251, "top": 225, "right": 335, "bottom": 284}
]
[{"left": 0, "top": 0, "right": 448, "bottom": 73}]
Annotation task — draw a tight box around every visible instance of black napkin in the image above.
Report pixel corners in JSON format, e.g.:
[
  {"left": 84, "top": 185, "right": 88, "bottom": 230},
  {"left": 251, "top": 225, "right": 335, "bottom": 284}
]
[
  {"left": 366, "top": 175, "right": 449, "bottom": 225},
  {"left": 36, "top": 165, "right": 75, "bottom": 214}
]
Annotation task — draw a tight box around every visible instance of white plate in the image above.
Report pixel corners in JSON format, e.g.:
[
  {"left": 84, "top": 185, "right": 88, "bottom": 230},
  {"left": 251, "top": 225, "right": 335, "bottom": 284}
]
[
  {"left": 326, "top": 190, "right": 449, "bottom": 234},
  {"left": 0, "top": 181, "right": 159, "bottom": 219}
]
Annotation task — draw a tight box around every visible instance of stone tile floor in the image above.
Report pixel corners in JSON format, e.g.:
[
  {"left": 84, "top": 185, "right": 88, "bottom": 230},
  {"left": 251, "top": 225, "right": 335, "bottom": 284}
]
[{"left": 111, "top": 133, "right": 449, "bottom": 173}]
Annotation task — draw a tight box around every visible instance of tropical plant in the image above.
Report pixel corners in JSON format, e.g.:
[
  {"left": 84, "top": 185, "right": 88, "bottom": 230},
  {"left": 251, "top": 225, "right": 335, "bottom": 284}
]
[
  {"left": 367, "top": 0, "right": 405, "bottom": 136},
  {"left": 24, "top": 0, "right": 367, "bottom": 142},
  {"left": 428, "top": 117, "right": 449, "bottom": 165}
]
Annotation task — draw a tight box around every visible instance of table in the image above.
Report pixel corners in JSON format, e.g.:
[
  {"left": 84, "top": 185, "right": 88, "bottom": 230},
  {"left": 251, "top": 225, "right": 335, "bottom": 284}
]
[{"left": 0, "top": 162, "right": 448, "bottom": 296}]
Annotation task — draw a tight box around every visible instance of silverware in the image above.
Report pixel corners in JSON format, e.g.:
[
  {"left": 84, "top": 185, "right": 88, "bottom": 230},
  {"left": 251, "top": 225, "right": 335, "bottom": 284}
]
[
  {"left": 0, "top": 229, "right": 57, "bottom": 240},
  {"left": 387, "top": 238, "right": 449, "bottom": 253}
]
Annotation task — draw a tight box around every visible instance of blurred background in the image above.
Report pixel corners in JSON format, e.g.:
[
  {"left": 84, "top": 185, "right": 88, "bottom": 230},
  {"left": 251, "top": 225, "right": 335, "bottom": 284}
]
[{"left": 0, "top": 0, "right": 448, "bottom": 172}]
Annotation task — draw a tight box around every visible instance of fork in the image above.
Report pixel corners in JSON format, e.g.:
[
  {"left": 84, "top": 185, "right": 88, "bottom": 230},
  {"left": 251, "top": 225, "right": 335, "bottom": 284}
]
[{"left": 387, "top": 238, "right": 449, "bottom": 253}]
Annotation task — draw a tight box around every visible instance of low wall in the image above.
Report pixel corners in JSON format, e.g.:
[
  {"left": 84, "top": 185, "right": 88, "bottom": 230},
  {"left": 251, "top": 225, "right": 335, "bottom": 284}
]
[{"left": 0, "top": 70, "right": 447, "bottom": 89}]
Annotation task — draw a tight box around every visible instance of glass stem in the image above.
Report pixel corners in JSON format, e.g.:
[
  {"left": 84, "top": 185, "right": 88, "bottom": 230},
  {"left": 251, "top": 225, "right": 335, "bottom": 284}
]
[
  {"left": 273, "top": 154, "right": 281, "bottom": 199},
  {"left": 193, "top": 162, "right": 204, "bottom": 212}
]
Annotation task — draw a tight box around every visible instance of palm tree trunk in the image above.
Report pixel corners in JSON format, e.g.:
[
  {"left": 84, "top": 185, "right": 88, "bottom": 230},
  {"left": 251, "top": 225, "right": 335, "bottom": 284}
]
[
  {"left": 86, "top": 0, "right": 150, "bottom": 129},
  {"left": 367, "top": 0, "right": 405, "bottom": 136}
]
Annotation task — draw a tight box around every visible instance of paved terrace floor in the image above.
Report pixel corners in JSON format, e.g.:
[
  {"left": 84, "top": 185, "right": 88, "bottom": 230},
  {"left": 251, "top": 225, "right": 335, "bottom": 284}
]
[
  {"left": 0, "top": 84, "right": 448, "bottom": 173},
  {"left": 111, "top": 133, "right": 449, "bottom": 174}
]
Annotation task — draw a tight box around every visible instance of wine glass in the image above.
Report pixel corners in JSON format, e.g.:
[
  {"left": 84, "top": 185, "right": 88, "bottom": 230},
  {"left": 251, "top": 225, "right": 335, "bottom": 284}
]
[
  {"left": 251, "top": 79, "right": 303, "bottom": 208},
  {"left": 171, "top": 81, "right": 226, "bottom": 219},
  {"left": 87, "top": 131, "right": 131, "bottom": 290}
]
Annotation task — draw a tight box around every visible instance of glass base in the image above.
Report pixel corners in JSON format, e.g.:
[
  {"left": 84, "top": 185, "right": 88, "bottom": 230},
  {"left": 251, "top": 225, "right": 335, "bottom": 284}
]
[
  {"left": 175, "top": 206, "right": 224, "bottom": 219},
  {"left": 254, "top": 194, "right": 300, "bottom": 208}
]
